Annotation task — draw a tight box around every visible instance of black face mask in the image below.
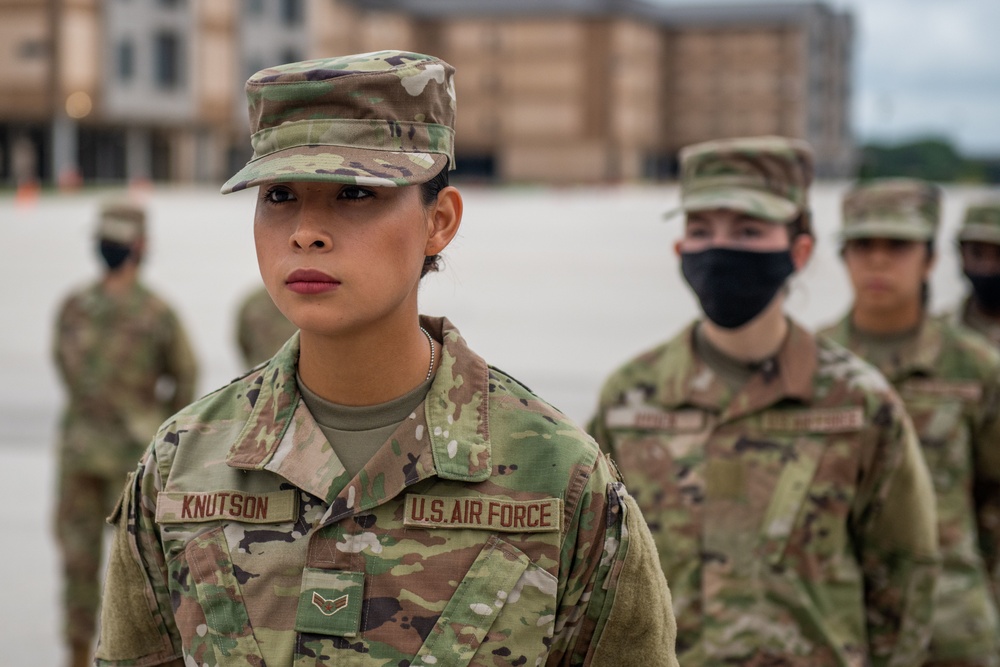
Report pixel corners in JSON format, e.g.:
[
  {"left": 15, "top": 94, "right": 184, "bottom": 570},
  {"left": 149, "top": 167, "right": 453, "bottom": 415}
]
[
  {"left": 965, "top": 271, "right": 1000, "bottom": 313},
  {"left": 99, "top": 240, "right": 132, "bottom": 270},
  {"left": 680, "top": 247, "right": 796, "bottom": 329}
]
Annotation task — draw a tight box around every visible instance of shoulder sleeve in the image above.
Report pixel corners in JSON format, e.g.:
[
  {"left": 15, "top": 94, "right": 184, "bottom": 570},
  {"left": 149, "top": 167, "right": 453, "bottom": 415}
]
[
  {"left": 52, "top": 292, "right": 83, "bottom": 391},
  {"left": 95, "top": 449, "right": 182, "bottom": 666},
  {"left": 972, "top": 364, "right": 1000, "bottom": 605},
  {"left": 854, "top": 395, "right": 940, "bottom": 667},
  {"left": 547, "top": 453, "right": 678, "bottom": 666}
]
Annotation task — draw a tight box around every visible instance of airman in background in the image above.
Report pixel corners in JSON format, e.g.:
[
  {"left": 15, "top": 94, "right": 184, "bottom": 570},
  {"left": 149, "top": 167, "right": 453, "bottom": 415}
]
[
  {"left": 235, "top": 284, "right": 297, "bottom": 367},
  {"left": 821, "top": 179, "right": 1000, "bottom": 666},
  {"left": 94, "top": 51, "right": 678, "bottom": 667},
  {"left": 951, "top": 200, "right": 1000, "bottom": 346},
  {"left": 590, "top": 136, "right": 940, "bottom": 666},
  {"left": 52, "top": 198, "right": 198, "bottom": 667}
]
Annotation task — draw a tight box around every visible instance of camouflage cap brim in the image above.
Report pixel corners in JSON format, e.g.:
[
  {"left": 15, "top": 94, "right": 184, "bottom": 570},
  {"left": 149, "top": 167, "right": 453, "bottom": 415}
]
[
  {"left": 840, "top": 219, "right": 935, "bottom": 241},
  {"left": 663, "top": 186, "right": 799, "bottom": 223},
  {"left": 957, "top": 223, "right": 1000, "bottom": 245},
  {"left": 221, "top": 145, "right": 449, "bottom": 194}
]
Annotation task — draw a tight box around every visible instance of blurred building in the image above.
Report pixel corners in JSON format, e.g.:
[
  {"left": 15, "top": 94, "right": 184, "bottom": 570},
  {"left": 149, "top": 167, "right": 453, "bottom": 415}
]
[{"left": 0, "top": 0, "right": 853, "bottom": 187}]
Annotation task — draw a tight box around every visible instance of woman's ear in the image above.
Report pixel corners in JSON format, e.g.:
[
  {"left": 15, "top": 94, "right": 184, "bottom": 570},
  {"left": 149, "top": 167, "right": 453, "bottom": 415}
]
[
  {"left": 790, "top": 233, "right": 814, "bottom": 271},
  {"left": 425, "top": 186, "right": 463, "bottom": 256}
]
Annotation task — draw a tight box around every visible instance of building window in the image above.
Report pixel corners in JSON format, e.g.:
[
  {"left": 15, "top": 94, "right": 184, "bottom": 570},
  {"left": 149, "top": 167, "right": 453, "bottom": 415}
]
[
  {"left": 118, "top": 40, "right": 134, "bottom": 82},
  {"left": 154, "top": 32, "right": 182, "bottom": 89},
  {"left": 280, "top": 0, "right": 303, "bottom": 26}
]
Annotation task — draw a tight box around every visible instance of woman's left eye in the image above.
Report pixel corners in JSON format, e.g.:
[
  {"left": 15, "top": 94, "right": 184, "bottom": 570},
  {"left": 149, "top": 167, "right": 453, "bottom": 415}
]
[{"left": 338, "top": 186, "right": 374, "bottom": 201}]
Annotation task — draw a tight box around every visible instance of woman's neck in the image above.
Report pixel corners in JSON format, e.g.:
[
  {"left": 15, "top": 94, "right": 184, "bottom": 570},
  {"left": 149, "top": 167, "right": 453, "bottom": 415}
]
[
  {"left": 101, "top": 263, "right": 139, "bottom": 295},
  {"left": 700, "top": 294, "right": 788, "bottom": 363},
  {"left": 297, "top": 317, "right": 436, "bottom": 407},
  {"left": 851, "top": 300, "right": 923, "bottom": 335}
]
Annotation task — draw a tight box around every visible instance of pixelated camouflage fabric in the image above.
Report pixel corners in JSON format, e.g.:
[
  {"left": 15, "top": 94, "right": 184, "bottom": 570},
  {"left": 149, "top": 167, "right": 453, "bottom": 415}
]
[
  {"left": 53, "top": 281, "right": 198, "bottom": 477},
  {"left": 235, "top": 285, "right": 297, "bottom": 368},
  {"left": 840, "top": 178, "right": 941, "bottom": 241},
  {"left": 822, "top": 314, "right": 1000, "bottom": 661},
  {"left": 589, "top": 319, "right": 940, "bottom": 667},
  {"left": 223, "top": 51, "right": 455, "bottom": 193},
  {"left": 666, "top": 136, "right": 813, "bottom": 223},
  {"left": 95, "top": 316, "right": 678, "bottom": 667}
]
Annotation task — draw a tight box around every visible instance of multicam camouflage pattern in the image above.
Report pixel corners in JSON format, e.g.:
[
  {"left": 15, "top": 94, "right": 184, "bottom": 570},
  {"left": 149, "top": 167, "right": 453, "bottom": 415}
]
[
  {"left": 957, "top": 200, "right": 1000, "bottom": 245},
  {"left": 53, "top": 280, "right": 198, "bottom": 645},
  {"left": 589, "top": 319, "right": 940, "bottom": 666},
  {"left": 665, "top": 135, "right": 814, "bottom": 224},
  {"left": 822, "top": 315, "right": 1000, "bottom": 663},
  {"left": 840, "top": 178, "right": 941, "bottom": 241},
  {"left": 95, "top": 199, "right": 145, "bottom": 244},
  {"left": 95, "top": 317, "right": 678, "bottom": 667},
  {"left": 235, "top": 285, "right": 297, "bottom": 368},
  {"left": 951, "top": 296, "right": 1000, "bottom": 348},
  {"left": 222, "top": 51, "right": 456, "bottom": 194}
]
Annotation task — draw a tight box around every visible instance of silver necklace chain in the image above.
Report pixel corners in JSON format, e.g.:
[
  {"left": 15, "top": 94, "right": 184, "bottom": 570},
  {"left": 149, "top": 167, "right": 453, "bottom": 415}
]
[{"left": 419, "top": 326, "right": 436, "bottom": 381}]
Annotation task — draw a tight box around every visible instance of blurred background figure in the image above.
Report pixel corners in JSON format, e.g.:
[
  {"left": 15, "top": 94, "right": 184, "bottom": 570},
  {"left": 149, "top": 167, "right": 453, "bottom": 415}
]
[
  {"left": 953, "top": 200, "right": 1000, "bottom": 346},
  {"left": 235, "top": 284, "right": 297, "bottom": 368},
  {"left": 589, "top": 137, "right": 939, "bottom": 665},
  {"left": 52, "top": 198, "right": 199, "bottom": 667},
  {"left": 821, "top": 179, "right": 1000, "bottom": 667}
]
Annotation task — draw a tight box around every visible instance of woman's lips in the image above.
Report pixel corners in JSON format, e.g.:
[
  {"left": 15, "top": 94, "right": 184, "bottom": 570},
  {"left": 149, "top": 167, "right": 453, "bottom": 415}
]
[{"left": 286, "top": 269, "right": 340, "bottom": 295}]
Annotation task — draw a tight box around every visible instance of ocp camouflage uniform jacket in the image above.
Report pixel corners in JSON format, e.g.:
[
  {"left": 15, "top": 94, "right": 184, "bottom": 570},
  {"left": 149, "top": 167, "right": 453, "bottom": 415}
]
[
  {"left": 95, "top": 317, "right": 678, "bottom": 667},
  {"left": 589, "top": 319, "right": 940, "bottom": 667},
  {"left": 949, "top": 294, "right": 1000, "bottom": 348},
  {"left": 822, "top": 314, "right": 1000, "bottom": 662},
  {"left": 54, "top": 281, "right": 198, "bottom": 478}
]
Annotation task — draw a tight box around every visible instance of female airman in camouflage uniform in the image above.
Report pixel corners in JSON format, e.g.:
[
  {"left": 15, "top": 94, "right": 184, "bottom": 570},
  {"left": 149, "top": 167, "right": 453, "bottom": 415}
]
[
  {"left": 822, "top": 179, "right": 1000, "bottom": 667},
  {"left": 590, "top": 137, "right": 939, "bottom": 666},
  {"left": 951, "top": 201, "right": 1000, "bottom": 346},
  {"left": 94, "top": 51, "right": 678, "bottom": 667}
]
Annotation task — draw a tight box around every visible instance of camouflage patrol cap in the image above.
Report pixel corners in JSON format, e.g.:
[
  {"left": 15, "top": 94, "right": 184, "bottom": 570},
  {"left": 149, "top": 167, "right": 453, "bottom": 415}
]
[
  {"left": 840, "top": 178, "right": 941, "bottom": 241},
  {"left": 95, "top": 199, "right": 145, "bottom": 244},
  {"left": 221, "top": 51, "right": 456, "bottom": 195},
  {"left": 666, "top": 135, "right": 814, "bottom": 223},
  {"left": 957, "top": 200, "right": 1000, "bottom": 245}
]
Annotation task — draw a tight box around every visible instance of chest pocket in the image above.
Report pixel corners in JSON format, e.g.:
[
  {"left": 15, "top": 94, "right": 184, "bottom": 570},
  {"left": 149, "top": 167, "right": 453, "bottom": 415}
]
[
  {"left": 177, "top": 526, "right": 265, "bottom": 663},
  {"left": 411, "top": 535, "right": 556, "bottom": 667},
  {"left": 900, "top": 379, "right": 977, "bottom": 490}
]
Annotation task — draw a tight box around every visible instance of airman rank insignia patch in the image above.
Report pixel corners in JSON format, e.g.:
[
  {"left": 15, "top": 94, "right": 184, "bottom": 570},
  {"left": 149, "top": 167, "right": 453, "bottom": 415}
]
[
  {"left": 296, "top": 569, "right": 364, "bottom": 637},
  {"left": 155, "top": 489, "right": 297, "bottom": 524},
  {"left": 761, "top": 407, "right": 864, "bottom": 433},
  {"left": 403, "top": 495, "right": 562, "bottom": 533},
  {"left": 312, "top": 592, "right": 349, "bottom": 616}
]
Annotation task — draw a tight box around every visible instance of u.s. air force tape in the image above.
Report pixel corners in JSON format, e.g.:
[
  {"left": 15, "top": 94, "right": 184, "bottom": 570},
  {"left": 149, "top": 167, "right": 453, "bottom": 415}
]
[
  {"left": 403, "top": 495, "right": 562, "bottom": 533},
  {"left": 156, "top": 489, "right": 298, "bottom": 524}
]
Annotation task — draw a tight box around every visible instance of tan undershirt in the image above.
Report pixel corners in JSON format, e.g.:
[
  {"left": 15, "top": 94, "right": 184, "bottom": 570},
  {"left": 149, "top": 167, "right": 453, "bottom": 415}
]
[
  {"left": 297, "top": 374, "right": 433, "bottom": 480},
  {"left": 849, "top": 323, "right": 920, "bottom": 368},
  {"left": 694, "top": 324, "right": 769, "bottom": 390}
]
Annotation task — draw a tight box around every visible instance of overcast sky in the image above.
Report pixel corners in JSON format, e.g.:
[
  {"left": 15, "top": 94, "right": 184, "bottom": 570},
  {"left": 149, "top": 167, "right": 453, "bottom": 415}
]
[{"left": 654, "top": 0, "right": 1000, "bottom": 156}]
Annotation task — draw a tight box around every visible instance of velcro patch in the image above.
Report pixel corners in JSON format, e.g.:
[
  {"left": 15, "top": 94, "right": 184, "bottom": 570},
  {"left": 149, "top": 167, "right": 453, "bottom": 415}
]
[
  {"left": 605, "top": 406, "right": 706, "bottom": 432},
  {"left": 156, "top": 489, "right": 297, "bottom": 524},
  {"left": 295, "top": 569, "right": 364, "bottom": 637},
  {"left": 403, "top": 495, "right": 562, "bottom": 533},
  {"left": 760, "top": 407, "right": 863, "bottom": 433},
  {"left": 903, "top": 378, "right": 982, "bottom": 402}
]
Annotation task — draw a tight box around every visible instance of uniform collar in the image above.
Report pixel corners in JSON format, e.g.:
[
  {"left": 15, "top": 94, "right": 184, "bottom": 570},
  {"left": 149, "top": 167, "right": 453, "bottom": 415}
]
[
  {"left": 660, "top": 319, "right": 816, "bottom": 421},
  {"left": 225, "top": 316, "right": 492, "bottom": 505},
  {"left": 831, "top": 313, "right": 941, "bottom": 380}
]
